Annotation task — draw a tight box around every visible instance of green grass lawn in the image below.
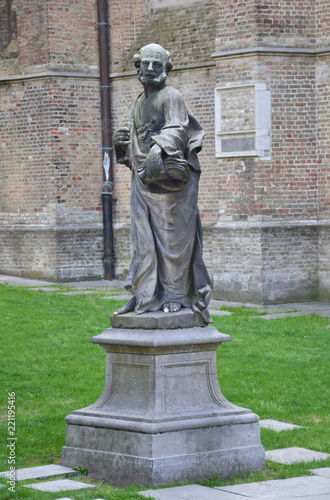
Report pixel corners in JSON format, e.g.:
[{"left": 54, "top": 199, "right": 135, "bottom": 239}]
[{"left": 0, "top": 284, "right": 329, "bottom": 499}]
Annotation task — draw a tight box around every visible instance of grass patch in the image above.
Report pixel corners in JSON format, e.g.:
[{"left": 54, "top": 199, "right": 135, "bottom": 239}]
[{"left": 0, "top": 285, "right": 329, "bottom": 498}]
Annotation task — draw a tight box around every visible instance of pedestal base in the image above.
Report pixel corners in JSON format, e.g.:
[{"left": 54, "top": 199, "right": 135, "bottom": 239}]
[{"left": 62, "top": 320, "right": 265, "bottom": 485}]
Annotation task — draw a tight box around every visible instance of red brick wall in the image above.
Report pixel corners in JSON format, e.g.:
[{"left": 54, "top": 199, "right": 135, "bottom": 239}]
[
  {"left": 316, "top": 0, "right": 330, "bottom": 47},
  {"left": 110, "top": 0, "right": 150, "bottom": 72},
  {"left": 1, "top": 0, "right": 329, "bottom": 298},
  {"left": 215, "top": 54, "right": 318, "bottom": 220},
  {"left": 255, "top": 0, "right": 316, "bottom": 48},
  {"left": 119, "top": 1, "right": 216, "bottom": 72},
  {"left": 216, "top": 0, "right": 316, "bottom": 52},
  {"left": 316, "top": 54, "right": 330, "bottom": 217},
  {"left": 0, "top": 80, "right": 55, "bottom": 222},
  {"left": 48, "top": 0, "right": 98, "bottom": 72},
  {"left": 17, "top": 0, "right": 49, "bottom": 71}
]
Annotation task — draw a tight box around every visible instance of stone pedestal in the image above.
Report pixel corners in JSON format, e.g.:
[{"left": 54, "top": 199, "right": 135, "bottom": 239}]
[{"left": 62, "top": 310, "right": 265, "bottom": 485}]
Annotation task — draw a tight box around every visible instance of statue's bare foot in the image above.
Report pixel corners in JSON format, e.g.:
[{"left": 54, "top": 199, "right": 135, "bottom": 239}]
[
  {"left": 113, "top": 296, "right": 136, "bottom": 316},
  {"left": 162, "top": 302, "right": 182, "bottom": 313}
]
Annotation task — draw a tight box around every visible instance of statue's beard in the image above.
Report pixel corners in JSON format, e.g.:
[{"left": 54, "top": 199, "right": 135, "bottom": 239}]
[{"left": 138, "top": 71, "right": 167, "bottom": 88}]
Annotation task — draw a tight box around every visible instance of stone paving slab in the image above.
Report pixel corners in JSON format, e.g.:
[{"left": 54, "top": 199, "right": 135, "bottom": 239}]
[
  {"left": 276, "top": 301, "right": 330, "bottom": 318},
  {"left": 24, "top": 478, "right": 96, "bottom": 492},
  {"left": 51, "top": 498, "right": 76, "bottom": 500},
  {"left": 101, "top": 294, "right": 132, "bottom": 300},
  {"left": 64, "top": 279, "right": 125, "bottom": 290},
  {"left": 139, "top": 484, "right": 240, "bottom": 499},
  {"left": 209, "top": 299, "right": 261, "bottom": 309},
  {"left": 252, "top": 312, "right": 307, "bottom": 320},
  {"left": 0, "top": 275, "right": 56, "bottom": 287},
  {"left": 0, "top": 465, "right": 79, "bottom": 481},
  {"left": 30, "top": 287, "right": 61, "bottom": 292},
  {"left": 310, "top": 467, "right": 330, "bottom": 478},
  {"left": 266, "top": 447, "right": 330, "bottom": 464},
  {"left": 209, "top": 309, "right": 233, "bottom": 316},
  {"left": 217, "top": 481, "right": 294, "bottom": 498},
  {"left": 217, "top": 476, "right": 330, "bottom": 498},
  {"left": 140, "top": 475, "right": 330, "bottom": 499},
  {"left": 260, "top": 419, "right": 305, "bottom": 431}
]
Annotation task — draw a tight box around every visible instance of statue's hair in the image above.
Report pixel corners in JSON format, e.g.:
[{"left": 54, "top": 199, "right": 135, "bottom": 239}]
[{"left": 133, "top": 44, "right": 173, "bottom": 73}]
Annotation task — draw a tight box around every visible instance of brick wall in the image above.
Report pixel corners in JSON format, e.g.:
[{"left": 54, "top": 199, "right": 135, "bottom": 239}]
[
  {"left": 48, "top": 0, "right": 98, "bottom": 73},
  {"left": 316, "top": 0, "right": 330, "bottom": 47},
  {"left": 216, "top": 0, "right": 316, "bottom": 52},
  {"left": 119, "top": 0, "right": 216, "bottom": 72},
  {"left": 0, "top": 0, "right": 329, "bottom": 301},
  {"left": 0, "top": 80, "right": 55, "bottom": 225},
  {"left": 110, "top": 0, "right": 150, "bottom": 73}
]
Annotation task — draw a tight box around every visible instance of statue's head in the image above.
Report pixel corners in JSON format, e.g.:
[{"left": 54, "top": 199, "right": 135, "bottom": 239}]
[{"left": 133, "top": 44, "right": 173, "bottom": 88}]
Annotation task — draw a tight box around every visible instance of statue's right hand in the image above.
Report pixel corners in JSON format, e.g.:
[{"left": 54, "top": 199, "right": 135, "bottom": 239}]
[{"left": 113, "top": 127, "right": 130, "bottom": 147}]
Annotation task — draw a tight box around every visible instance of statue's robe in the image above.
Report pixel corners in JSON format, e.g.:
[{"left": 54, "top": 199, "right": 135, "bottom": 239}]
[{"left": 117, "top": 83, "right": 211, "bottom": 322}]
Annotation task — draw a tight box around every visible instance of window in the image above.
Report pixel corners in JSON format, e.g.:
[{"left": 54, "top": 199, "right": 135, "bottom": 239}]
[{"left": 215, "top": 83, "right": 271, "bottom": 159}]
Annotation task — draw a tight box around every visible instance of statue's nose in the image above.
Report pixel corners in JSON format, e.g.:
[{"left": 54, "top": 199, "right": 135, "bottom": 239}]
[{"left": 148, "top": 62, "right": 154, "bottom": 71}]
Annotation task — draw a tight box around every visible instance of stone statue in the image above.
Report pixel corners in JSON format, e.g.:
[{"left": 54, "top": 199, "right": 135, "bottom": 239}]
[{"left": 113, "top": 43, "right": 211, "bottom": 324}]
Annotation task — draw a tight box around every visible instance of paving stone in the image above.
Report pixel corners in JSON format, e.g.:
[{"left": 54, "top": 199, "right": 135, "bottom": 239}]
[
  {"left": 64, "top": 279, "right": 125, "bottom": 290},
  {"left": 0, "top": 465, "right": 79, "bottom": 481},
  {"left": 266, "top": 447, "right": 330, "bottom": 464},
  {"left": 101, "top": 294, "right": 133, "bottom": 300},
  {"left": 262, "top": 476, "right": 330, "bottom": 497},
  {"left": 24, "top": 479, "right": 96, "bottom": 492},
  {"left": 139, "top": 484, "right": 239, "bottom": 499},
  {"left": 209, "top": 309, "right": 233, "bottom": 316},
  {"left": 252, "top": 312, "right": 306, "bottom": 320},
  {"left": 260, "top": 419, "right": 305, "bottom": 431},
  {"left": 61, "top": 291, "right": 98, "bottom": 295},
  {"left": 217, "top": 476, "right": 330, "bottom": 498},
  {"left": 310, "top": 467, "right": 330, "bottom": 478},
  {"left": 0, "top": 275, "right": 56, "bottom": 287},
  {"left": 217, "top": 481, "right": 293, "bottom": 498},
  {"left": 30, "top": 287, "right": 60, "bottom": 292},
  {"left": 209, "top": 299, "right": 259, "bottom": 309},
  {"left": 51, "top": 498, "right": 75, "bottom": 500},
  {"left": 275, "top": 302, "right": 330, "bottom": 318}
]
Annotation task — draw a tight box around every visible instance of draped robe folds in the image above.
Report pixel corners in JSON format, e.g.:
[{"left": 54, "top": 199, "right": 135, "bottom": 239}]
[{"left": 118, "top": 83, "right": 212, "bottom": 323}]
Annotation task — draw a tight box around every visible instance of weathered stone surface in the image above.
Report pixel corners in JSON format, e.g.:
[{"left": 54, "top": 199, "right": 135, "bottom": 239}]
[
  {"left": 62, "top": 325, "right": 265, "bottom": 485},
  {"left": 110, "top": 308, "right": 207, "bottom": 329},
  {"left": 217, "top": 475, "right": 330, "bottom": 499},
  {"left": 101, "top": 294, "right": 132, "bottom": 300},
  {"left": 0, "top": 465, "right": 79, "bottom": 481},
  {"left": 310, "top": 468, "right": 330, "bottom": 478},
  {"left": 252, "top": 312, "right": 307, "bottom": 320},
  {"left": 259, "top": 419, "right": 305, "bottom": 432},
  {"left": 209, "top": 309, "right": 233, "bottom": 316},
  {"left": 266, "top": 447, "right": 330, "bottom": 464},
  {"left": 24, "top": 479, "right": 96, "bottom": 492},
  {"left": 137, "top": 484, "right": 237, "bottom": 499}
]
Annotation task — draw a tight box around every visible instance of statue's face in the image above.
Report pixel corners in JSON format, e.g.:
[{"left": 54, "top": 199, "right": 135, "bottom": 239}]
[{"left": 138, "top": 47, "right": 167, "bottom": 88}]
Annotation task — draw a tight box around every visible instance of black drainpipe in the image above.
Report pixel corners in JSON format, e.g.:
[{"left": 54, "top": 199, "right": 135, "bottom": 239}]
[{"left": 97, "top": 0, "right": 115, "bottom": 280}]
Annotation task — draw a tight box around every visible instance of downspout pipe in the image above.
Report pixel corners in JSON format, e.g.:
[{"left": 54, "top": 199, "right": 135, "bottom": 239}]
[{"left": 97, "top": 0, "right": 115, "bottom": 280}]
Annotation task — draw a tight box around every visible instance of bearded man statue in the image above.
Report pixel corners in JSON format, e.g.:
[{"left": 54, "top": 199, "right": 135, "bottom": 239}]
[{"left": 113, "top": 43, "right": 212, "bottom": 324}]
